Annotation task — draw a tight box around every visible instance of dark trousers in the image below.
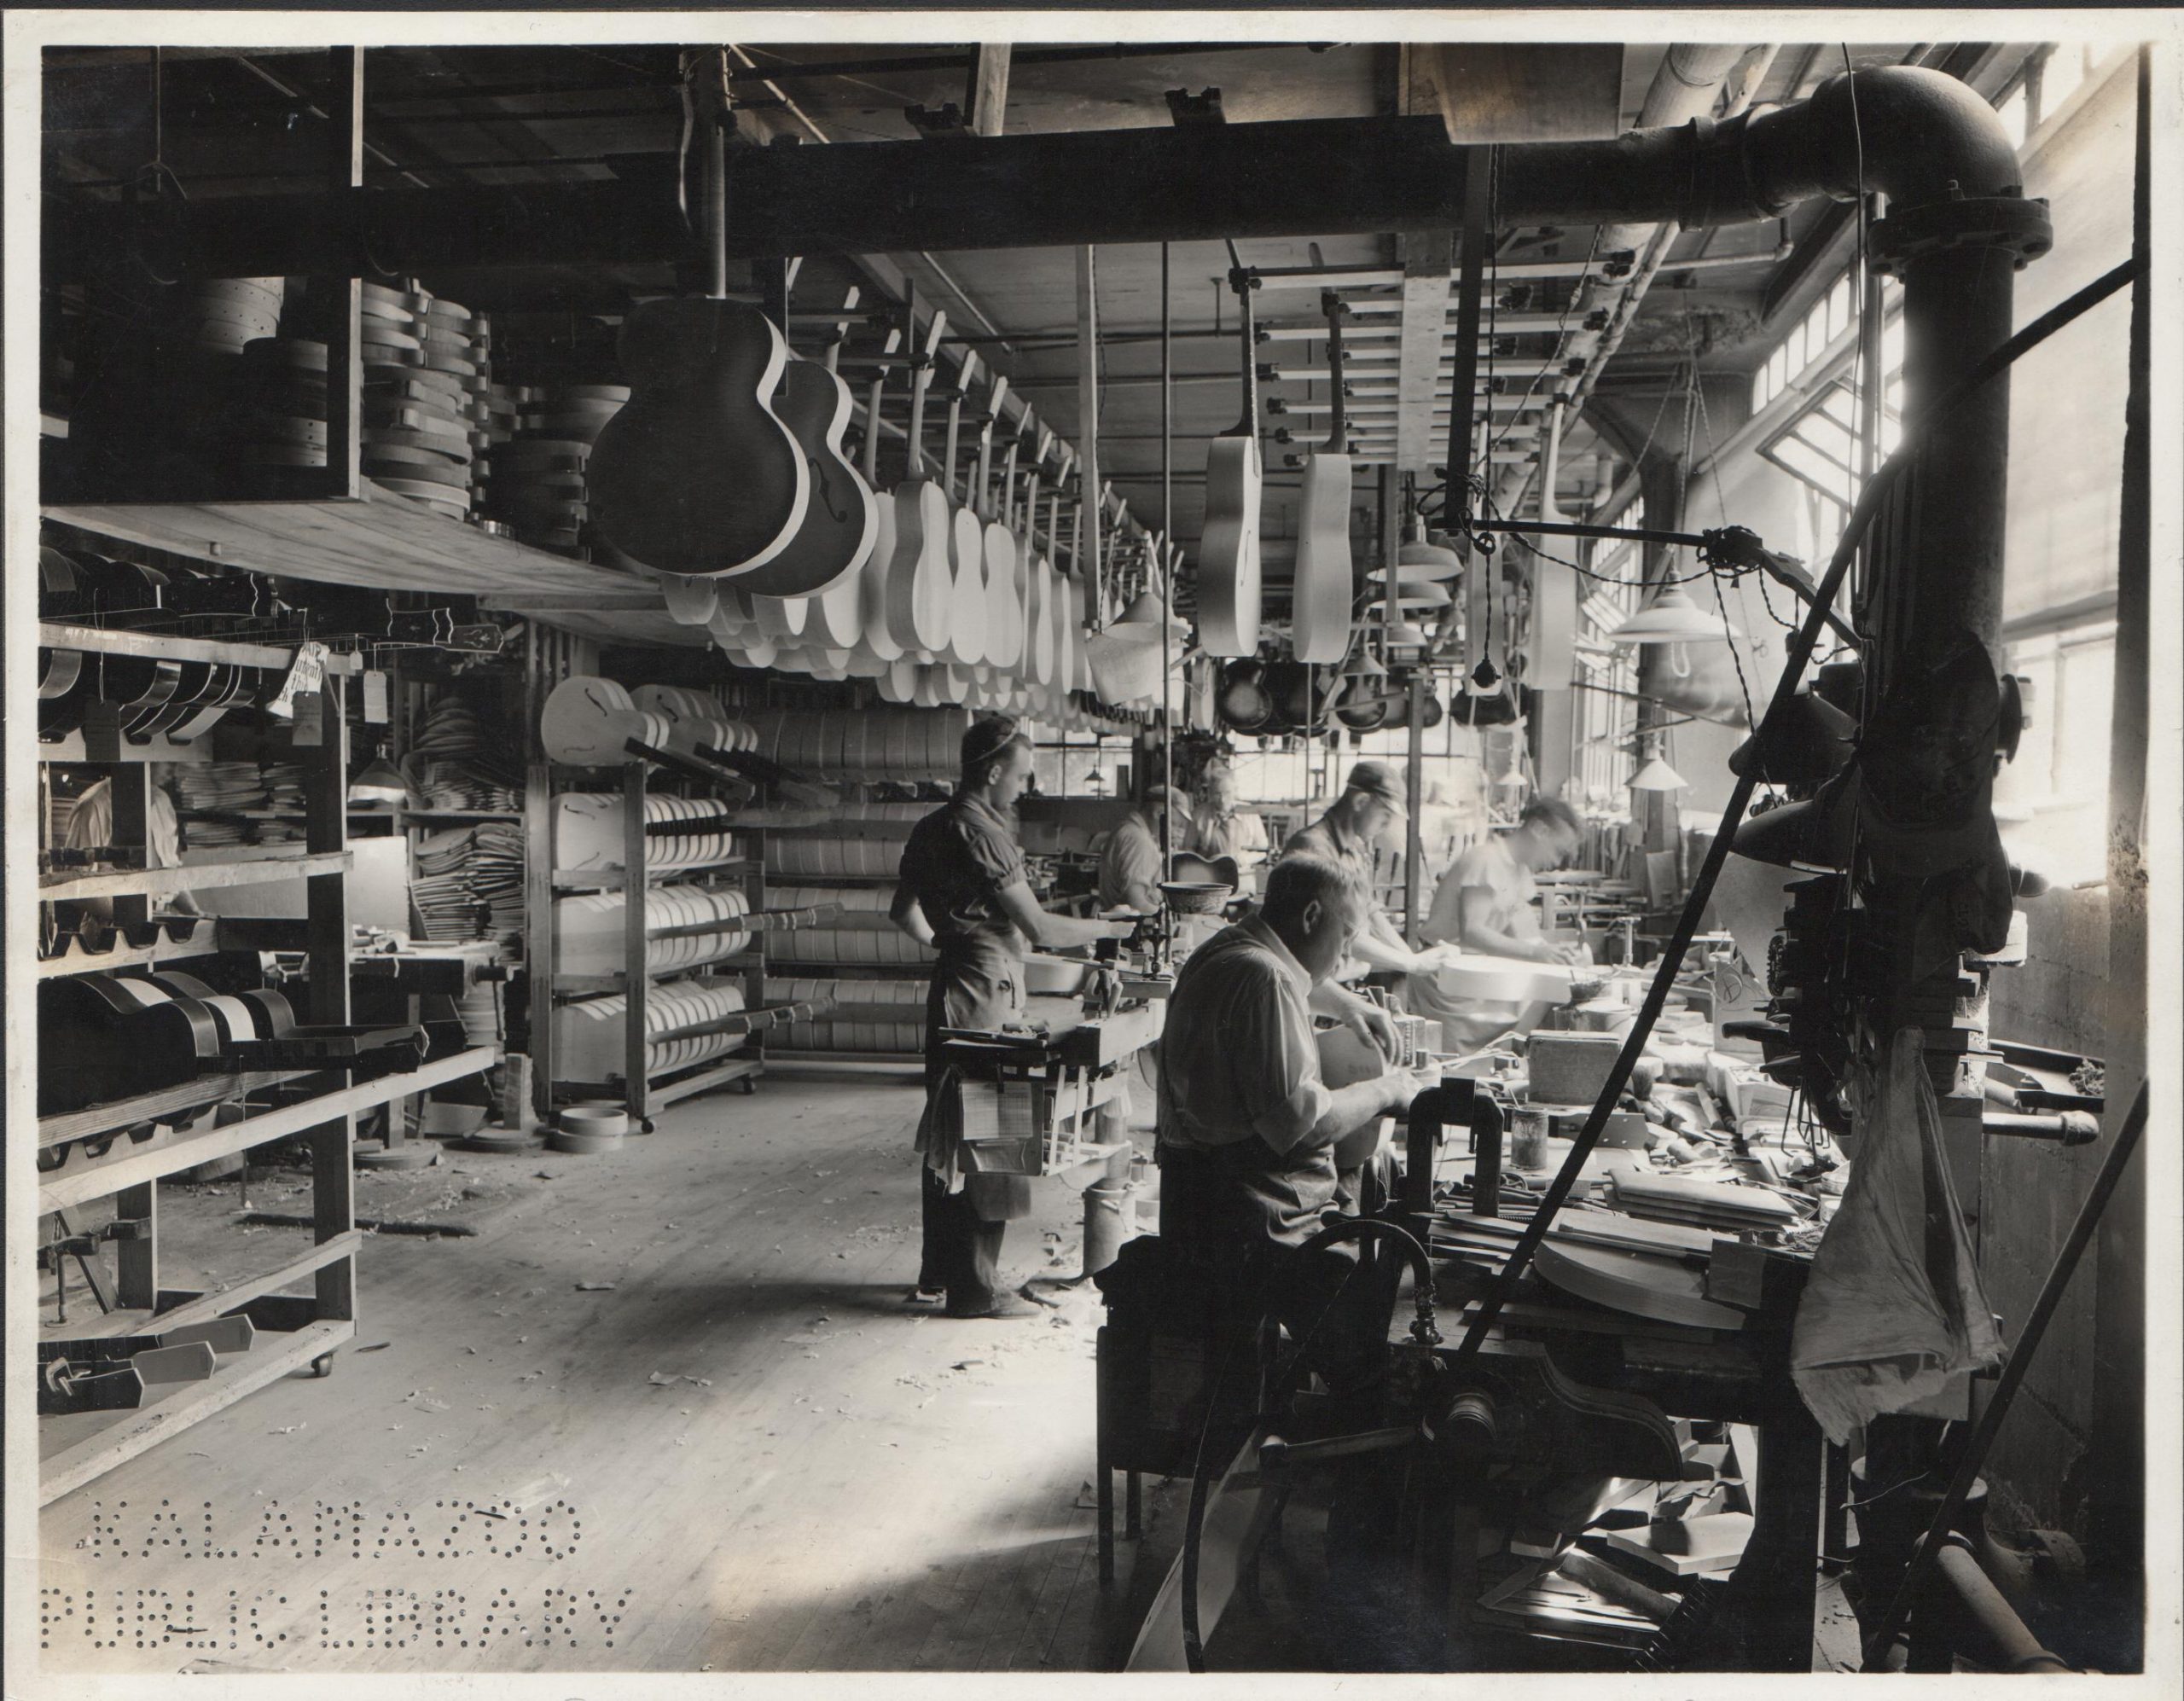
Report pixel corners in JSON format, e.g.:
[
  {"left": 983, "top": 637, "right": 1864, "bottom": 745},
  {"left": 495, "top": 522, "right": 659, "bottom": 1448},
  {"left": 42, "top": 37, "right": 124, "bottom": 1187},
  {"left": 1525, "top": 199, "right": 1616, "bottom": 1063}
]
[{"left": 920, "top": 1167, "right": 1006, "bottom": 1311}]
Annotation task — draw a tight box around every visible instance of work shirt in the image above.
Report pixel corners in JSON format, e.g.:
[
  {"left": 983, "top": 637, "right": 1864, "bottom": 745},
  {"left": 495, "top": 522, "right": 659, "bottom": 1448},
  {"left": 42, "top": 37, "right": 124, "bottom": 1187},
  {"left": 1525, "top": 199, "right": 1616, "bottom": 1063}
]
[
  {"left": 898, "top": 792, "right": 1033, "bottom": 1220},
  {"left": 1414, "top": 834, "right": 1541, "bottom": 1050},
  {"left": 1095, "top": 807, "right": 1164, "bottom": 913},
  {"left": 897, "top": 792, "right": 1029, "bottom": 970},
  {"left": 65, "top": 776, "right": 183, "bottom": 868},
  {"left": 1155, "top": 914, "right": 1339, "bottom": 1248}
]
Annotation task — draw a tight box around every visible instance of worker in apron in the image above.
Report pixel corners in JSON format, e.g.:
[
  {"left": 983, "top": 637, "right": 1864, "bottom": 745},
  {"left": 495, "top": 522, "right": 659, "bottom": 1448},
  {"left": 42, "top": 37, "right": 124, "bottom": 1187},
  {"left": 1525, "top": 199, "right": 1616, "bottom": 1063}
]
[{"left": 891, "top": 716, "right": 1135, "bottom": 1320}]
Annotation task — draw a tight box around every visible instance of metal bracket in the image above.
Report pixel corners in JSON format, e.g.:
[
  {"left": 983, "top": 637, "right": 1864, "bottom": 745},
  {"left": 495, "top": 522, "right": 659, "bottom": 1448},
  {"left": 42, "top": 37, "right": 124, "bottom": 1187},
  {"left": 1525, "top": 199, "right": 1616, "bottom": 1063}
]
[{"left": 1165, "top": 87, "right": 1226, "bottom": 127}]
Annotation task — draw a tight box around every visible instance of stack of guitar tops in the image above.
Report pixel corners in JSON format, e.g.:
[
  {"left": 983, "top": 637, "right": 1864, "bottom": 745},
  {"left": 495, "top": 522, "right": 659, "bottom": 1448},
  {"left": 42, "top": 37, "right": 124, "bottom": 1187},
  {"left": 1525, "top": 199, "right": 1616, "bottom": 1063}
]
[
  {"left": 229, "top": 332, "right": 329, "bottom": 479},
  {"left": 356, "top": 281, "right": 491, "bottom": 522},
  {"left": 482, "top": 383, "right": 629, "bottom": 554}
]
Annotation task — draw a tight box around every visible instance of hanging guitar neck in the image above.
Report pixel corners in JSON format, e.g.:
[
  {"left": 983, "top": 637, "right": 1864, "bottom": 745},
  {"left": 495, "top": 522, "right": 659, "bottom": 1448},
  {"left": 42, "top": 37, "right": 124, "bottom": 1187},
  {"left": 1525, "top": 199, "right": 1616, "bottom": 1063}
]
[
  {"left": 1224, "top": 248, "right": 1262, "bottom": 441},
  {"left": 1321, "top": 288, "right": 1351, "bottom": 456}
]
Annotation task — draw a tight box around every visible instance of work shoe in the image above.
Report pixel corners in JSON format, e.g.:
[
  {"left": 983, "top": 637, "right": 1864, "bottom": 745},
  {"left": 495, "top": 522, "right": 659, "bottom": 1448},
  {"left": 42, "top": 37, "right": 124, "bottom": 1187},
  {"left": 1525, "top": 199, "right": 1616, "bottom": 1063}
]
[
  {"left": 944, "top": 1293, "right": 1043, "bottom": 1320},
  {"left": 904, "top": 1286, "right": 945, "bottom": 1308}
]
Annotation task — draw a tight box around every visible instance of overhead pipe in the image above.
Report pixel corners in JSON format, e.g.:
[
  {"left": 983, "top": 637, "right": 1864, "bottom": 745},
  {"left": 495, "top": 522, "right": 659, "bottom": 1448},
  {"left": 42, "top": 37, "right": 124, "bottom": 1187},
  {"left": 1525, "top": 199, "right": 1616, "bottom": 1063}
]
[{"left": 60, "top": 69, "right": 2034, "bottom": 283}]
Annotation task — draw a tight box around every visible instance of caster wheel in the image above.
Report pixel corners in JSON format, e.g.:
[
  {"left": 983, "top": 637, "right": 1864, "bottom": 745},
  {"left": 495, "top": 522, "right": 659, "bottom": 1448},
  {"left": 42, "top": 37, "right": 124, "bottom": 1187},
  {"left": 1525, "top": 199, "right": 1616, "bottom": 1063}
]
[
  {"left": 637, "top": 1117, "right": 658, "bottom": 1135},
  {"left": 311, "top": 1351, "right": 337, "bottom": 1379},
  {"left": 741, "top": 1080, "right": 757, "bottom": 1096}
]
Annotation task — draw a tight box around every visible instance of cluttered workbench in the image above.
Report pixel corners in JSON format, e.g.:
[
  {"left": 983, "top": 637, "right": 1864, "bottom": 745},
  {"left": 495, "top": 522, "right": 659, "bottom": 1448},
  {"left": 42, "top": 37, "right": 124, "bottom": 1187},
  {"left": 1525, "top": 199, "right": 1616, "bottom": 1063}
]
[{"left": 936, "top": 934, "right": 1173, "bottom": 1270}]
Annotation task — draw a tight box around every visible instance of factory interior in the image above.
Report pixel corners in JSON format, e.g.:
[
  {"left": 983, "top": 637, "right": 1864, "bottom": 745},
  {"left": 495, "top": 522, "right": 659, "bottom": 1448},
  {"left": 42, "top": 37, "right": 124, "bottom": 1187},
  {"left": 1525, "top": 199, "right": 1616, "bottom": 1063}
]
[{"left": 12, "top": 21, "right": 2177, "bottom": 1685}]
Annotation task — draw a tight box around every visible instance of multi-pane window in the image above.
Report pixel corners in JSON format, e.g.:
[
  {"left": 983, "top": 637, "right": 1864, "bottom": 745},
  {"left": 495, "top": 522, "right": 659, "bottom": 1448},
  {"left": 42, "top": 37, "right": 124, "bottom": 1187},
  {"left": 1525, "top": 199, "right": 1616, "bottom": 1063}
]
[{"left": 1571, "top": 534, "right": 1641, "bottom": 807}]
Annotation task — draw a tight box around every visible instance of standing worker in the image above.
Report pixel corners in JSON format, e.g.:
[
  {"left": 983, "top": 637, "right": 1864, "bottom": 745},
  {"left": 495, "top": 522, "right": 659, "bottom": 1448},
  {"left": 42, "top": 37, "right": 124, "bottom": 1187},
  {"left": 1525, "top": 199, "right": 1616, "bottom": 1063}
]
[
  {"left": 1280, "top": 761, "right": 1457, "bottom": 978},
  {"left": 1096, "top": 786, "right": 1188, "bottom": 915},
  {"left": 891, "top": 716, "right": 1136, "bottom": 1320},
  {"left": 1412, "top": 797, "right": 1588, "bottom": 1052}
]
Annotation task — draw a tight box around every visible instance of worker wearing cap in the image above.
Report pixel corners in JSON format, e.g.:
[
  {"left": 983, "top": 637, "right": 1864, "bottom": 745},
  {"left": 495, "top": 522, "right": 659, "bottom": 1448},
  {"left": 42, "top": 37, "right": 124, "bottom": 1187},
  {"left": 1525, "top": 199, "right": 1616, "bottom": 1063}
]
[
  {"left": 892, "top": 716, "right": 1135, "bottom": 1320},
  {"left": 1095, "top": 785, "right": 1188, "bottom": 915},
  {"left": 1280, "top": 760, "right": 1459, "bottom": 979}
]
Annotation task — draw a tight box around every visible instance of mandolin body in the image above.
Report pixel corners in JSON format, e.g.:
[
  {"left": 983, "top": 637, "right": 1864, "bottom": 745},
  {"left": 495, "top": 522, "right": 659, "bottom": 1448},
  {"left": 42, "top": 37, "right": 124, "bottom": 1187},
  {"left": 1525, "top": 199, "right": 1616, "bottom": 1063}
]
[
  {"left": 1197, "top": 433, "right": 1263, "bottom": 657},
  {"left": 589, "top": 299, "right": 810, "bottom": 579},
  {"left": 1291, "top": 449, "right": 1354, "bottom": 663}
]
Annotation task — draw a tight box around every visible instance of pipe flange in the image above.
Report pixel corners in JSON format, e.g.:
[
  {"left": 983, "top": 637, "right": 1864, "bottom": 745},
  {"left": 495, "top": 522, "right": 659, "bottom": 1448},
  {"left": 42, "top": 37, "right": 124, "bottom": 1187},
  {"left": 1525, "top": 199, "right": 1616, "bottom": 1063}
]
[{"left": 1869, "top": 195, "right": 2054, "bottom": 275}]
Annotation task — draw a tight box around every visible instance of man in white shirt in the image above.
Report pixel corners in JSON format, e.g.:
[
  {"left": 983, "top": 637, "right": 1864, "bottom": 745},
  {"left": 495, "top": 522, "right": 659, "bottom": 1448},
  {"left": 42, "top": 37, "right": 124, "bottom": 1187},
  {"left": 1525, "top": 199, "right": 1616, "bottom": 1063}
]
[
  {"left": 1414, "top": 797, "right": 1586, "bottom": 1051},
  {"left": 62, "top": 765, "right": 201, "bottom": 922},
  {"left": 1156, "top": 854, "right": 1438, "bottom": 1393}
]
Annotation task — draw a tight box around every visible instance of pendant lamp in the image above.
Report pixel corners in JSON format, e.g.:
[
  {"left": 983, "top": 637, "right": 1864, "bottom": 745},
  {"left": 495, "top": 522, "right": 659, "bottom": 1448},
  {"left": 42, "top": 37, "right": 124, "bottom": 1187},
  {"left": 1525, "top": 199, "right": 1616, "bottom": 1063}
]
[
  {"left": 1608, "top": 583, "right": 1743, "bottom": 644},
  {"left": 347, "top": 753, "right": 412, "bottom": 807},
  {"left": 1629, "top": 755, "right": 1689, "bottom": 792}
]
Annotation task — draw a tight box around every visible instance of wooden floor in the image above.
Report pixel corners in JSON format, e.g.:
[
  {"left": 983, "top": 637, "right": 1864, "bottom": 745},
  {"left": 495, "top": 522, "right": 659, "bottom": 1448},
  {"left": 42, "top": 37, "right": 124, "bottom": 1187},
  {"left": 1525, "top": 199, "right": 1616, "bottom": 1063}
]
[{"left": 36, "top": 1071, "right": 1177, "bottom": 1675}]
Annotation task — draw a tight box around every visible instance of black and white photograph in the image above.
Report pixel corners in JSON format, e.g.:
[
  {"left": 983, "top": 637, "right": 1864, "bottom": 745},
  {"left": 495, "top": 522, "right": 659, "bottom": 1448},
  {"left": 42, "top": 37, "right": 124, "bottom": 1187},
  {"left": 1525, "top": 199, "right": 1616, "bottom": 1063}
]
[{"left": 5, "top": 9, "right": 2179, "bottom": 1691}]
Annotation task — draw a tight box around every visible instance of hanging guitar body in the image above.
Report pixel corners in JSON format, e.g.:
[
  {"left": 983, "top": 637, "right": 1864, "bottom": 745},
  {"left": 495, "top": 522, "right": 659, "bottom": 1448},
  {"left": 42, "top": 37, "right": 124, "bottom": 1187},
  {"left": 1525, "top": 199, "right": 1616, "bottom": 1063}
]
[
  {"left": 588, "top": 299, "right": 810, "bottom": 581},
  {"left": 938, "top": 363, "right": 989, "bottom": 668},
  {"left": 1198, "top": 257, "right": 1264, "bottom": 659},
  {"left": 749, "top": 307, "right": 878, "bottom": 647},
  {"left": 880, "top": 314, "right": 955, "bottom": 657},
  {"left": 1292, "top": 292, "right": 1355, "bottom": 665},
  {"left": 853, "top": 320, "right": 906, "bottom": 664}
]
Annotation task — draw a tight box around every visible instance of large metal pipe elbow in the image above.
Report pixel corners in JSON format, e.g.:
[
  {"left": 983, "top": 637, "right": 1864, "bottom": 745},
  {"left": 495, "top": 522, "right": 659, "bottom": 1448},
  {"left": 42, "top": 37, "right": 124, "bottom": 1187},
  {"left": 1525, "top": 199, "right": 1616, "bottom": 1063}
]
[{"left": 1704, "top": 66, "right": 2029, "bottom": 221}]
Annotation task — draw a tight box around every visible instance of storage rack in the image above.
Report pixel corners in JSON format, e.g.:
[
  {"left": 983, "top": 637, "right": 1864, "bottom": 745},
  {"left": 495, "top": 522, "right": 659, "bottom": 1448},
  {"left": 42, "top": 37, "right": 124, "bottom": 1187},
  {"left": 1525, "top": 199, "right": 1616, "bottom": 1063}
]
[
  {"left": 33, "top": 631, "right": 497, "bottom": 1506},
  {"left": 537, "top": 758, "right": 839, "bottom": 1130},
  {"left": 764, "top": 809, "right": 932, "bottom": 1067}
]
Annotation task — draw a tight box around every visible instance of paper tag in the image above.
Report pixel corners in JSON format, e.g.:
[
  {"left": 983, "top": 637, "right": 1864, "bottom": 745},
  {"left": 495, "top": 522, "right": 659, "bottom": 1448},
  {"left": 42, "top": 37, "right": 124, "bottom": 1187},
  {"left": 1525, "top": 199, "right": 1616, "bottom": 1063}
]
[
  {"left": 291, "top": 690, "right": 325, "bottom": 747},
  {"left": 361, "top": 669, "right": 391, "bottom": 724},
  {"left": 268, "top": 641, "right": 331, "bottom": 721}
]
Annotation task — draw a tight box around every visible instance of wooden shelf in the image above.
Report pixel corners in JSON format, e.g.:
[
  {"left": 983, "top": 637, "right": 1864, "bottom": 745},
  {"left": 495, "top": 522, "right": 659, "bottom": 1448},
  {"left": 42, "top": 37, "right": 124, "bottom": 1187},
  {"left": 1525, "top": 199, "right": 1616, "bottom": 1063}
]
[
  {"left": 37, "top": 1068, "right": 314, "bottom": 1150},
  {"left": 551, "top": 858, "right": 754, "bottom": 890},
  {"left": 40, "top": 850, "right": 346, "bottom": 902},
  {"left": 43, "top": 1233, "right": 365, "bottom": 1347},
  {"left": 37, "top": 622, "right": 356, "bottom": 674},
  {"left": 38, "top": 1318, "right": 355, "bottom": 1507},
  {"left": 37, "top": 928, "right": 225, "bottom": 979},
  {"left": 552, "top": 955, "right": 760, "bottom": 996},
  {"left": 39, "top": 1046, "right": 501, "bottom": 1213},
  {"left": 648, "top": 1055, "right": 764, "bottom": 1109},
  {"left": 42, "top": 484, "right": 705, "bottom": 647}
]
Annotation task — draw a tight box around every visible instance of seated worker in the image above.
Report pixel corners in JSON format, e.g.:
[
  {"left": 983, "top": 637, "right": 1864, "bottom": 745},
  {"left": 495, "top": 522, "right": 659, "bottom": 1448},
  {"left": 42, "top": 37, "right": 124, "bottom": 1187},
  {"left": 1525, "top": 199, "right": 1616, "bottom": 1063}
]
[
  {"left": 892, "top": 716, "right": 1137, "bottom": 1319},
  {"left": 1280, "top": 760, "right": 1460, "bottom": 978},
  {"left": 1412, "top": 795, "right": 1589, "bottom": 1054},
  {"left": 1155, "top": 854, "right": 1439, "bottom": 1404},
  {"left": 1184, "top": 761, "right": 1269, "bottom": 876},
  {"left": 1095, "top": 785, "right": 1188, "bottom": 915}
]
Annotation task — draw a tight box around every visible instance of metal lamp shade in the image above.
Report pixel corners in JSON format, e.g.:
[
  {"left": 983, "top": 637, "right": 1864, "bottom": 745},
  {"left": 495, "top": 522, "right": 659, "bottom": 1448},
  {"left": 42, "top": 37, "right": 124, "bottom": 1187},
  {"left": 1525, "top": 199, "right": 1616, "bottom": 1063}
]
[{"left": 1608, "top": 583, "right": 1743, "bottom": 644}]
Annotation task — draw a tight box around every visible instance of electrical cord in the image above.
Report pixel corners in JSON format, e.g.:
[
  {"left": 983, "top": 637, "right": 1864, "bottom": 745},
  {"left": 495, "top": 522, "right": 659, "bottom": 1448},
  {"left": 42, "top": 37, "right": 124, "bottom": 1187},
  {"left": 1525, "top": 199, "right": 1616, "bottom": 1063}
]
[{"left": 1449, "top": 250, "right": 2133, "bottom": 1364}]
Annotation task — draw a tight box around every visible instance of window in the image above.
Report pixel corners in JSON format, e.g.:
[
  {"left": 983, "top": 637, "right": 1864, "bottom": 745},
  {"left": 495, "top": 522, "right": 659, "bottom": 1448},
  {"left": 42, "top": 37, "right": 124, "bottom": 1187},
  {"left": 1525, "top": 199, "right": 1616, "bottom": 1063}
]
[
  {"left": 1571, "top": 533, "right": 1641, "bottom": 808},
  {"left": 1745, "top": 41, "right": 2128, "bottom": 420},
  {"left": 1994, "top": 614, "right": 2117, "bottom": 886}
]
